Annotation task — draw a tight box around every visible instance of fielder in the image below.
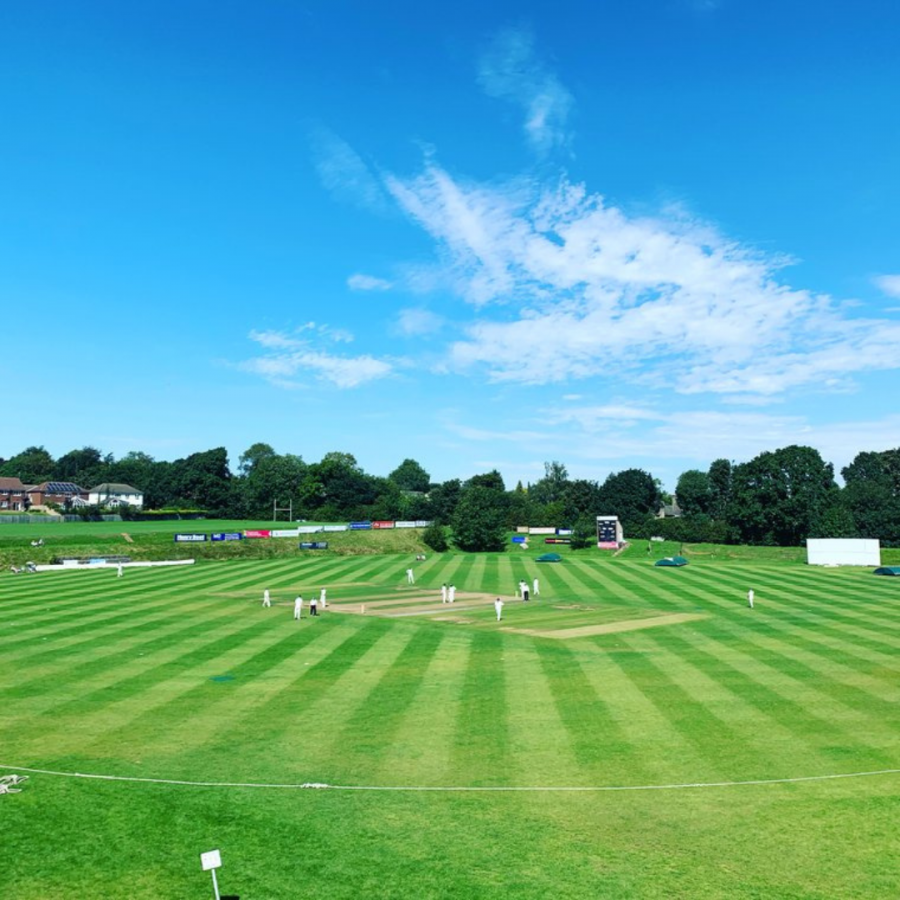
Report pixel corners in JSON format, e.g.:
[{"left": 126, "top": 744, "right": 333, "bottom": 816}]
[
  {"left": 494, "top": 597, "right": 503, "bottom": 621},
  {"left": 263, "top": 589, "right": 271, "bottom": 608},
  {"left": 320, "top": 588, "right": 327, "bottom": 609},
  {"left": 294, "top": 596, "right": 303, "bottom": 620},
  {"left": 406, "top": 568, "right": 415, "bottom": 584},
  {"left": 533, "top": 577, "right": 540, "bottom": 597},
  {"left": 748, "top": 589, "right": 754, "bottom": 609}
]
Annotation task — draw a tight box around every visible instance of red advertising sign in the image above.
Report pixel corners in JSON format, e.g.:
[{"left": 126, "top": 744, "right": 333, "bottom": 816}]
[
  {"left": 244, "top": 530, "right": 271, "bottom": 539},
  {"left": 372, "top": 521, "right": 395, "bottom": 529}
]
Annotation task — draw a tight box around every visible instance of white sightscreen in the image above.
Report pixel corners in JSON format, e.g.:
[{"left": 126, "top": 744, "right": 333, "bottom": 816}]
[{"left": 806, "top": 538, "right": 880, "bottom": 566}]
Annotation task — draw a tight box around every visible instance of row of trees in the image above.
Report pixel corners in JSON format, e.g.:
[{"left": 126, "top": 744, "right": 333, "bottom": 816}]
[
  {"left": 674, "top": 446, "right": 900, "bottom": 547},
  {"left": 0, "top": 444, "right": 662, "bottom": 549},
  {"left": 3, "top": 442, "right": 899, "bottom": 547}
]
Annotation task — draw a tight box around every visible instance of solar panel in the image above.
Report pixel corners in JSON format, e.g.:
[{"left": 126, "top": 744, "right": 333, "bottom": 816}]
[{"left": 45, "top": 482, "right": 82, "bottom": 493}]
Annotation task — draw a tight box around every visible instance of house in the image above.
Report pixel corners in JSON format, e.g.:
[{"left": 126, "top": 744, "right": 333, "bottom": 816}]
[
  {"left": 88, "top": 482, "right": 144, "bottom": 509},
  {"left": 0, "top": 476, "right": 28, "bottom": 511},
  {"left": 26, "top": 481, "right": 89, "bottom": 508},
  {"left": 656, "top": 499, "right": 683, "bottom": 518}
]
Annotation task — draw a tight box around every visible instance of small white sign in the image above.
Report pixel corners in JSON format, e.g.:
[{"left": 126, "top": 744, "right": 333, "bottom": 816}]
[{"left": 200, "top": 849, "right": 222, "bottom": 871}]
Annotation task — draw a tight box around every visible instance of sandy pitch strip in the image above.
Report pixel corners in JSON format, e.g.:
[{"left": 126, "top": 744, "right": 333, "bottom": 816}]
[{"left": 501, "top": 612, "right": 708, "bottom": 639}]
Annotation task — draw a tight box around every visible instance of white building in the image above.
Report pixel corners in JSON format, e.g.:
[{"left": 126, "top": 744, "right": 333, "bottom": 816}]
[{"left": 88, "top": 483, "right": 144, "bottom": 509}]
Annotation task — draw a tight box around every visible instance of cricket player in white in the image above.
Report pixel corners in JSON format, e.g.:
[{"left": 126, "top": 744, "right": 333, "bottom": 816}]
[
  {"left": 320, "top": 588, "right": 327, "bottom": 609},
  {"left": 533, "top": 578, "right": 540, "bottom": 597},
  {"left": 117, "top": 563, "right": 124, "bottom": 578},
  {"left": 441, "top": 583, "right": 448, "bottom": 604},
  {"left": 748, "top": 589, "right": 754, "bottom": 609},
  {"left": 263, "top": 589, "right": 271, "bottom": 608},
  {"left": 294, "top": 596, "right": 303, "bottom": 620},
  {"left": 448, "top": 584, "right": 456, "bottom": 603},
  {"left": 407, "top": 568, "right": 415, "bottom": 584},
  {"left": 494, "top": 598, "right": 503, "bottom": 621}
]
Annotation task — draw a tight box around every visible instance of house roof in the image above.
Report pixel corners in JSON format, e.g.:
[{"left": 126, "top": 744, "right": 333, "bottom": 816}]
[
  {"left": 29, "top": 481, "right": 87, "bottom": 494},
  {"left": 89, "top": 482, "right": 142, "bottom": 494},
  {"left": 0, "top": 477, "right": 27, "bottom": 491}
]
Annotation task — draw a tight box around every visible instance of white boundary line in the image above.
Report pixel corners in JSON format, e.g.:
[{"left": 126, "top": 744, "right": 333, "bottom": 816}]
[{"left": 1, "top": 762, "right": 898, "bottom": 793}]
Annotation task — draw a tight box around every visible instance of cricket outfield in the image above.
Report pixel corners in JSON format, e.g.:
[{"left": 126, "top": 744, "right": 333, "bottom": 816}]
[{"left": 1, "top": 548, "right": 898, "bottom": 898}]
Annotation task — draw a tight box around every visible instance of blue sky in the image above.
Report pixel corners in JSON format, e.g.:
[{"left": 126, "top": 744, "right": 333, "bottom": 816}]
[{"left": 2, "top": 0, "right": 899, "bottom": 490}]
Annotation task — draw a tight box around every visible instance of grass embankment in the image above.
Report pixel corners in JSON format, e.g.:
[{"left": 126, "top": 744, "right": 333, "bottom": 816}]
[
  {"left": 0, "top": 520, "right": 428, "bottom": 567},
  {"left": 2, "top": 549, "right": 900, "bottom": 897}
]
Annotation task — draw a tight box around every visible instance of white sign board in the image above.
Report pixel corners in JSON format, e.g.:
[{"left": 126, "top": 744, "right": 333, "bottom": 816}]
[
  {"left": 200, "top": 849, "right": 222, "bottom": 871},
  {"left": 806, "top": 538, "right": 880, "bottom": 566}
]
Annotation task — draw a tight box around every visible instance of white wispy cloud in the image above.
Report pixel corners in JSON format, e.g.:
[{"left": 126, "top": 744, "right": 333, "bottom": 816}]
[
  {"left": 874, "top": 274, "right": 900, "bottom": 299},
  {"left": 347, "top": 273, "right": 393, "bottom": 291},
  {"left": 395, "top": 308, "right": 444, "bottom": 336},
  {"left": 309, "top": 126, "right": 388, "bottom": 213},
  {"left": 385, "top": 162, "right": 900, "bottom": 397},
  {"left": 241, "top": 329, "right": 392, "bottom": 389},
  {"left": 478, "top": 27, "right": 574, "bottom": 154}
]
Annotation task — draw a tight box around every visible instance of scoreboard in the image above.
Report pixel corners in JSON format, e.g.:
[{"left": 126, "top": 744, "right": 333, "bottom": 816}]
[{"left": 596, "top": 515, "right": 623, "bottom": 548}]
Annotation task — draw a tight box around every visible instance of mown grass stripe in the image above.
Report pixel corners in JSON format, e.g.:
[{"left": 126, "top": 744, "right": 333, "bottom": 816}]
[
  {"left": 373, "top": 630, "right": 471, "bottom": 786},
  {"left": 534, "top": 640, "right": 650, "bottom": 784},
  {"left": 451, "top": 631, "right": 509, "bottom": 785},
  {"left": 657, "top": 628, "right": 896, "bottom": 770}
]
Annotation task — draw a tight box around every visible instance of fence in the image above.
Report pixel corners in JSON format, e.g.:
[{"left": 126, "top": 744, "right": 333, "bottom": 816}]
[{"left": 0, "top": 514, "right": 122, "bottom": 525}]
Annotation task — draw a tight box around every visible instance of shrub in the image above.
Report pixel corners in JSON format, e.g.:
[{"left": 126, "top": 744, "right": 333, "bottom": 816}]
[{"left": 422, "top": 523, "right": 449, "bottom": 552}]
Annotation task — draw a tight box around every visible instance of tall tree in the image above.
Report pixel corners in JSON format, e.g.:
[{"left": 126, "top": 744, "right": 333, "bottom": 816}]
[
  {"left": 429, "top": 479, "right": 462, "bottom": 525},
  {"left": 0, "top": 446, "right": 55, "bottom": 484},
  {"left": 728, "top": 445, "right": 838, "bottom": 546},
  {"left": 451, "top": 484, "right": 507, "bottom": 552},
  {"left": 388, "top": 458, "right": 431, "bottom": 493},
  {"left": 707, "top": 458, "right": 733, "bottom": 520},
  {"left": 562, "top": 478, "right": 603, "bottom": 524},
  {"left": 466, "top": 470, "right": 506, "bottom": 492},
  {"left": 596, "top": 468, "right": 661, "bottom": 529},
  {"left": 238, "top": 442, "right": 277, "bottom": 478},
  {"left": 242, "top": 453, "right": 307, "bottom": 518},
  {"left": 170, "top": 448, "right": 233, "bottom": 514},
  {"left": 529, "top": 461, "right": 569, "bottom": 505},
  {"left": 54, "top": 446, "right": 110, "bottom": 486},
  {"left": 676, "top": 469, "right": 711, "bottom": 517},
  {"left": 842, "top": 449, "right": 900, "bottom": 545},
  {"left": 110, "top": 451, "right": 156, "bottom": 491}
]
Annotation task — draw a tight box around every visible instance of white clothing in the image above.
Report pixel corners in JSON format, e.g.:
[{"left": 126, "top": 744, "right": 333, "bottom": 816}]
[
  {"left": 263, "top": 590, "right": 271, "bottom": 608},
  {"left": 748, "top": 589, "right": 754, "bottom": 609},
  {"left": 294, "top": 597, "right": 303, "bottom": 620},
  {"left": 406, "top": 568, "right": 415, "bottom": 584},
  {"left": 533, "top": 578, "right": 539, "bottom": 596},
  {"left": 441, "top": 585, "right": 448, "bottom": 604},
  {"left": 494, "top": 598, "right": 503, "bottom": 621},
  {"left": 117, "top": 564, "right": 124, "bottom": 578},
  {"left": 448, "top": 585, "right": 456, "bottom": 603},
  {"left": 320, "top": 588, "right": 326, "bottom": 608}
]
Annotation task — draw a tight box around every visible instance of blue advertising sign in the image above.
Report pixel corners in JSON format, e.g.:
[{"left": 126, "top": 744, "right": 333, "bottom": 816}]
[
  {"left": 300, "top": 541, "right": 329, "bottom": 549},
  {"left": 211, "top": 532, "right": 243, "bottom": 542},
  {"left": 511, "top": 536, "right": 527, "bottom": 543},
  {"left": 174, "top": 533, "right": 207, "bottom": 542},
  {"left": 349, "top": 521, "right": 372, "bottom": 530}
]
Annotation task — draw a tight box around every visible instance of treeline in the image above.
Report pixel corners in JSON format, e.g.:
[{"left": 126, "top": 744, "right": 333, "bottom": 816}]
[
  {"left": 2, "top": 442, "right": 899, "bottom": 548},
  {"left": 670, "top": 446, "right": 900, "bottom": 548}
]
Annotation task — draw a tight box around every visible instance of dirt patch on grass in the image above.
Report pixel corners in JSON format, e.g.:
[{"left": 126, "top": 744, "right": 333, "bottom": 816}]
[
  {"left": 329, "top": 591, "right": 502, "bottom": 617},
  {"left": 503, "top": 612, "right": 708, "bottom": 640}
]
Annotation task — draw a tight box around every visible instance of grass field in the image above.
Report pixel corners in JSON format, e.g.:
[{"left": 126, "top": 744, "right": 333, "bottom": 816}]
[{"left": 2, "top": 548, "right": 899, "bottom": 898}]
